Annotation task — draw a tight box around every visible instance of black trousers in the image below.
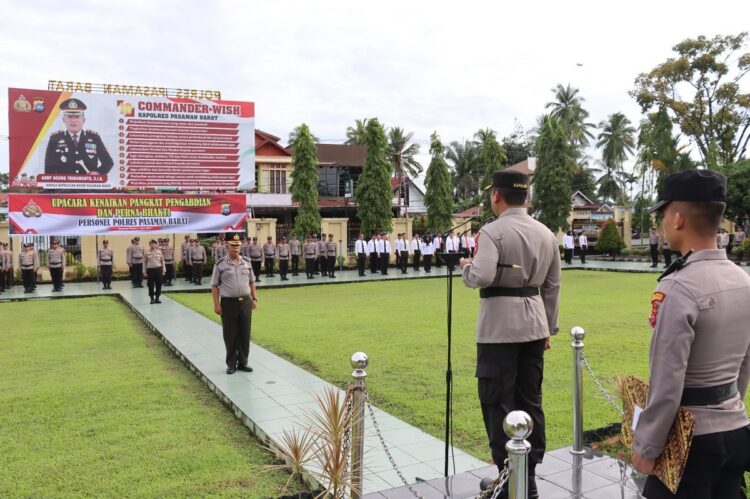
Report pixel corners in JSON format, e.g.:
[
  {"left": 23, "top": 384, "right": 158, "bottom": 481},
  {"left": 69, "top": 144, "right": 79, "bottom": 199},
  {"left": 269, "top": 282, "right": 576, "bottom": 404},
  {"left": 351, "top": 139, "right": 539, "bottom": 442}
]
[
  {"left": 423, "top": 254, "right": 432, "bottom": 272},
  {"left": 413, "top": 250, "right": 421, "bottom": 271},
  {"left": 370, "top": 252, "right": 379, "bottom": 273},
  {"left": 165, "top": 263, "right": 174, "bottom": 283},
  {"left": 220, "top": 297, "right": 251, "bottom": 369},
  {"left": 380, "top": 253, "right": 389, "bottom": 274},
  {"left": 319, "top": 256, "right": 327, "bottom": 276},
  {"left": 50, "top": 267, "right": 63, "bottom": 289},
  {"left": 279, "top": 259, "right": 289, "bottom": 278},
  {"left": 291, "top": 255, "right": 299, "bottom": 275},
  {"left": 564, "top": 248, "right": 573, "bottom": 264},
  {"left": 663, "top": 249, "right": 672, "bottom": 267},
  {"left": 357, "top": 253, "right": 366, "bottom": 276},
  {"left": 184, "top": 262, "right": 192, "bottom": 280},
  {"left": 305, "top": 257, "right": 315, "bottom": 277},
  {"left": 579, "top": 246, "right": 587, "bottom": 263},
  {"left": 5, "top": 269, "right": 13, "bottom": 288},
  {"left": 131, "top": 263, "right": 143, "bottom": 285},
  {"left": 100, "top": 265, "right": 112, "bottom": 286},
  {"left": 400, "top": 251, "right": 408, "bottom": 273},
  {"left": 477, "top": 339, "right": 546, "bottom": 471},
  {"left": 192, "top": 262, "right": 204, "bottom": 283},
  {"left": 251, "top": 260, "right": 262, "bottom": 281},
  {"left": 265, "top": 257, "right": 275, "bottom": 276},
  {"left": 643, "top": 425, "right": 750, "bottom": 498},
  {"left": 146, "top": 268, "right": 163, "bottom": 298},
  {"left": 22, "top": 268, "right": 35, "bottom": 291},
  {"left": 650, "top": 244, "right": 659, "bottom": 265},
  {"left": 327, "top": 255, "right": 336, "bottom": 277}
]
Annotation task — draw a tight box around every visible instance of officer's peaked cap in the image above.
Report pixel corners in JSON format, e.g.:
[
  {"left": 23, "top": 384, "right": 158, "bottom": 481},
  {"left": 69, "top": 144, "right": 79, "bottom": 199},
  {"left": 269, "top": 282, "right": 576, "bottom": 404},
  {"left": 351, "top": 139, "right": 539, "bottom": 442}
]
[
  {"left": 228, "top": 234, "right": 242, "bottom": 246},
  {"left": 60, "top": 98, "right": 87, "bottom": 113},
  {"left": 487, "top": 170, "right": 529, "bottom": 191}
]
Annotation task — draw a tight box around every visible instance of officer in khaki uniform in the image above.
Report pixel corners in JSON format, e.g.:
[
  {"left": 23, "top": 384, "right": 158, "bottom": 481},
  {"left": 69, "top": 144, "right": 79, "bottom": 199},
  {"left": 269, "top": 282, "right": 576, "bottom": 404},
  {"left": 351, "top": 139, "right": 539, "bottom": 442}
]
[
  {"left": 211, "top": 234, "right": 258, "bottom": 375},
  {"left": 181, "top": 235, "right": 192, "bottom": 281},
  {"left": 2, "top": 242, "right": 13, "bottom": 290},
  {"left": 262, "top": 236, "right": 276, "bottom": 278},
  {"left": 632, "top": 170, "right": 750, "bottom": 498},
  {"left": 97, "top": 240, "right": 114, "bottom": 289},
  {"left": 189, "top": 239, "right": 206, "bottom": 285},
  {"left": 317, "top": 235, "right": 328, "bottom": 276},
  {"left": 144, "top": 239, "right": 166, "bottom": 304},
  {"left": 277, "top": 237, "right": 291, "bottom": 281},
  {"left": 290, "top": 235, "right": 301, "bottom": 276},
  {"left": 459, "top": 171, "right": 560, "bottom": 498},
  {"left": 326, "top": 234, "right": 337, "bottom": 278},
  {"left": 248, "top": 237, "right": 262, "bottom": 283},
  {"left": 19, "top": 243, "right": 40, "bottom": 293},
  {"left": 47, "top": 239, "right": 66, "bottom": 292},
  {"left": 160, "top": 238, "right": 175, "bottom": 286},
  {"left": 304, "top": 235, "right": 318, "bottom": 279},
  {"left": 126, "top": 237, "right": 144, "bottom": 288}
]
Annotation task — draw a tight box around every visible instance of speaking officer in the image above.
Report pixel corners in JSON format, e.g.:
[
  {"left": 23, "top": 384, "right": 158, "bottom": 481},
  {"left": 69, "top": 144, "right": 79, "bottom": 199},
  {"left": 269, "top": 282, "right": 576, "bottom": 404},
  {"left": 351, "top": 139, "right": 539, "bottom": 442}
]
[
  {"left": 47, "top": 239, "right": 66, "bottom": 292},
  {"left": 161, "top": 238, "right": 175, "bottom": 286},
  {"left": 631, "top": 170, "right": 750, "bottom": 498},
  {"left": 181, "top": 235, "right": 192, "bottom": 281},
  {"left": 290, "top": 235, "right": 301, "bottom": 276},
  {"left": 97, "top": 240, "right": 114, "bottom": 289},
  {"left": 19, "top": 243, "right": 40, "bottom": 293},
  {"left": 355, "top": 233, "right": 367, "bottom": 277},
  {"left": 211, "top": 234, "right": 258, "bottom": 375},
  {"left": 189, "top": 239, "right": 206, "bottom": 285},
  {"left": 144, "top": 239, "right": 165, "bottom": 304},
  {"left": 45, "top": 98, "right": 114, "bottom": 175},
  {"left": 277, "top": 237, "right": 291, "bottom": 281},
  {"left": 459, "top": 170, "right": 560, "bottom": 498},
  {"left": 126, "top": 237, "right": 144, "bottom": 288}
]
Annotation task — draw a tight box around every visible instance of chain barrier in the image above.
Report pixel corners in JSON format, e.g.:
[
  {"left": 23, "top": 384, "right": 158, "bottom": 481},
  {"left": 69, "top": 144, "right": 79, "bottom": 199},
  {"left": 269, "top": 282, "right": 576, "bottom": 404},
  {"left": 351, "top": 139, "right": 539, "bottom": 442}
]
[
  {"left": 342, "top": 386, "right": 356, "bottom": 487},
  {"left": 475, "top": 459, "right": 510, "bottom": 499},
  {"left": 362, "top": 387, "right": 424, "bottom": 498},
  {"left": 581, "top": 353, "right": 624, "bottom": 417}
]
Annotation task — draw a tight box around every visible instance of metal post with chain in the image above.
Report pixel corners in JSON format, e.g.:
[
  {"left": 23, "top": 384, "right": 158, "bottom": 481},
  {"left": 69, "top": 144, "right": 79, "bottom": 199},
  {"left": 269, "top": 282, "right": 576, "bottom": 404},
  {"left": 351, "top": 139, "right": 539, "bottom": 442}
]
[
  {"left": 349, "top": 352, "right": 367, "bottom": 499},
  {"left": 581, "top": 354, "right": 624, "bottom": 417}
]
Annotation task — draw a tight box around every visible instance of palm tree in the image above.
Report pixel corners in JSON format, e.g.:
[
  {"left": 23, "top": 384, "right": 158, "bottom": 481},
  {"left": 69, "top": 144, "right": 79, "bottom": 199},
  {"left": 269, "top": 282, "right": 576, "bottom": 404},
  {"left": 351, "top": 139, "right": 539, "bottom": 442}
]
[
  {"left": 345, "top": 118, "right": 369, "bottom": 145},
  {"left": 387, "top": 127, "right": 422, "bottom": 216},
  {"left": 596, "top": 112, "right": 636, "bottom": 203},
  {"left": 445, "top": 140, "right": 481, "bottom": 203},
  {"left": 545, "top": 83, "right": 595, "bottom": 150}
]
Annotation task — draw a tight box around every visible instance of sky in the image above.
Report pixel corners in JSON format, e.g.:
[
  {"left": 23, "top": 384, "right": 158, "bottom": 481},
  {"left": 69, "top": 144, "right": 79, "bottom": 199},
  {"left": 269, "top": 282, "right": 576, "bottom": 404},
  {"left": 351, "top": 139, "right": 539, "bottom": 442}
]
[{"left": 2, "top": 0, "right": 749, "bottom": 179}]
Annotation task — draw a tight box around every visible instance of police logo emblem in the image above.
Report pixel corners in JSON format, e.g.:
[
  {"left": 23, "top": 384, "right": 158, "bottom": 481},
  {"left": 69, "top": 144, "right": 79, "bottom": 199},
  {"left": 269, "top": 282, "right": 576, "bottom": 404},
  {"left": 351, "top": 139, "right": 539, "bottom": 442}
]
[
  {"left": 13, "top": 95, "right": 32, "bottom": 112},
  {"left": 221, "top": 201, "right": 231, "bottom": 216},
  {"left": 21, "top": 200, "right": 43, "bottom": 218},
  {"left": 33, "top": 97, "right": 45, "bottom": 113}
]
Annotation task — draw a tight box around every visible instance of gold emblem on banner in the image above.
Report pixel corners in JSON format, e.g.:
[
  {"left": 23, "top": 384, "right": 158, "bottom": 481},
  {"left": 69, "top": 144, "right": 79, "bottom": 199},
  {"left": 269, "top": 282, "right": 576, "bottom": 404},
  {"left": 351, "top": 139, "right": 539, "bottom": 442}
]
[
  {"left": 13, "top": 95, "right": 32, "bottom": 112},
  {"left": 22, "top": 200, "right": 43, "bottom": 218},
  {"left": 221, "top": 201, "right": 231, "bottom": 216}
]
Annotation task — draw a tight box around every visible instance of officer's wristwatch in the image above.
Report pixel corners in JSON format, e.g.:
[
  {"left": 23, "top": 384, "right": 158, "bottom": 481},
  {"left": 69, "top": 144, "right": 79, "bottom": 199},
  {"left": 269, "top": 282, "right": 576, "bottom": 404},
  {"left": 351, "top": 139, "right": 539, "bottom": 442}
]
[{"left": 251, "top": 297, "right": 258, "bottom": 302}]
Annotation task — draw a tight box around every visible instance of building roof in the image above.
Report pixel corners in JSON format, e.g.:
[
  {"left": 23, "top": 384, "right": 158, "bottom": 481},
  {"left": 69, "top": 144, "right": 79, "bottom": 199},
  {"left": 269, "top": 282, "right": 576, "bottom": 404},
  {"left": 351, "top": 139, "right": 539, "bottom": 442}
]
[
  {"left": 504, "top": 158, "right": 535, "bottom": 176},
  {"left": 454, "top": 206, "right": 482, "bottom": 217},
  {"left": 316, "top": 144, "right": 367, "bottom": 166},
  {"left": 391, "top": 176, "right": 424, "bottom": 195},
  {"left": 255, "top": 129, "right": 291, "bottom": 157}
]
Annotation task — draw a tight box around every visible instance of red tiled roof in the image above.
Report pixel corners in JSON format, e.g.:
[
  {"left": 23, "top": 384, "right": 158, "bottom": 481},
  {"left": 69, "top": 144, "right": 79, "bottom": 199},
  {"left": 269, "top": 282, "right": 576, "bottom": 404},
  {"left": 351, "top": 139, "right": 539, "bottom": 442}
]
[
  {"left": 255, "top": 129, "right": 291, "bottom": 156},
  {"left": 455, "top": 206, "right": 481, "bottom": 217}
]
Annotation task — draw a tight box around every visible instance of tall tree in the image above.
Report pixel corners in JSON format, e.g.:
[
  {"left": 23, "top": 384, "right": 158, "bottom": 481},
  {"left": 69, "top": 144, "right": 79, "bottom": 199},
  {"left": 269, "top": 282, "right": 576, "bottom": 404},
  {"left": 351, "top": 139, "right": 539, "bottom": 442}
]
[
  {"left": 387, "top": 127, "right": 422, "bottom": 216},
  {"left": 546, "top": 83, "right": 596, "bottom": 151},
  {"left": 475, "top": 128, "right": 507, "bottom": 220},
  {"left": 532, "top": 115, "right": 573, "bottom": 232},
  {"left": 720, "top": 159, "right": 750, "bottom": 225},
  {"left": 631, "top": 32, "right": 750, "bottom": 167},
  {"left": 355, "top": 118, "right": 393, "bottom": 234},
  {"left": 424, "top": 132, "right": 454, "bottom": 232},
  {"left": 446, "top": 140, "right": 481, "bottom": 203},
  {"left": 596, "top": 112, "right": 636, "bottom": 203},
  {"left": 345, "top": 118, "right": 369, "bottom": 146},
  {"left": 289, "top": 124, "right": 321, "bottom": 237},
  {"left": 501, "top": 125, "right": 535, "bottom": 166},
  {"left": 287, "top": 128, "right": 319, "bottom": 147}
]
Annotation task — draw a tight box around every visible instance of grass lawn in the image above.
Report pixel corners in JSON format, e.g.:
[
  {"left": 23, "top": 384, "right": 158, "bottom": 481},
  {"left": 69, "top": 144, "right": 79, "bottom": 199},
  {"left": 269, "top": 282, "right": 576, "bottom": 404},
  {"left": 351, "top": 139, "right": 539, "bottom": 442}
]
[
  {"left": 171, "top": 270, "right": 750, "bottom": 464},
  {"left": 0, "top": 297, "right": 289, "bottom": 498}
]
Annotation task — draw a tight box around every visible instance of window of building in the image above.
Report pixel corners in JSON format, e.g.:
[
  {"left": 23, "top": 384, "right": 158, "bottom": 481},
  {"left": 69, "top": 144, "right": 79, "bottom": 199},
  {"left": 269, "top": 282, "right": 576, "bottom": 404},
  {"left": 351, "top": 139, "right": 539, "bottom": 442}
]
[{"left": 258, "top": 163, "right": 292, "bottom": 194}]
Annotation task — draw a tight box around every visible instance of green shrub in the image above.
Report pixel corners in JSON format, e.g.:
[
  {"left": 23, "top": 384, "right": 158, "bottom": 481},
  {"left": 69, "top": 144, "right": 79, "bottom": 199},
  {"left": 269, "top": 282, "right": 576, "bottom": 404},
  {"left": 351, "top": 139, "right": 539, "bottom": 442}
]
[
  {"left": 74, "top": 262, "right": 87, "bottom": 280},
  {"left": 597, "top": 220, "right": 625, "bottom": 259},
  {"left": 621, "top": 248, "right": 633, "bottom": 256}
]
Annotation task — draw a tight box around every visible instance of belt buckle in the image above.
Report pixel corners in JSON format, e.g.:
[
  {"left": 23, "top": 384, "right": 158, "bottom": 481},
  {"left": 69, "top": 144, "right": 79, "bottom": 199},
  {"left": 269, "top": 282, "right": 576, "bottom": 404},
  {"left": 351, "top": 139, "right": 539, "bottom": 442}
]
[{"left": 238, "top": 296, "right": 245, "bottom": 302}]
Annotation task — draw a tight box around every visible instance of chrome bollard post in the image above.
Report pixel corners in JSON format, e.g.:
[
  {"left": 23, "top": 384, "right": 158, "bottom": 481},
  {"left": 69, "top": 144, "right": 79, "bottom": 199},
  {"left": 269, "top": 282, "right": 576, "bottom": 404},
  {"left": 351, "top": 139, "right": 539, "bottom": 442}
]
[
  {"left": 504, "top": 410, "right": 533, "bottom": 499},
  {"left": 571, "top": 326, "right": 586, "bottom": 455},
  {"left": 350, "top": 352, "right": 368, "bottom": 499}
]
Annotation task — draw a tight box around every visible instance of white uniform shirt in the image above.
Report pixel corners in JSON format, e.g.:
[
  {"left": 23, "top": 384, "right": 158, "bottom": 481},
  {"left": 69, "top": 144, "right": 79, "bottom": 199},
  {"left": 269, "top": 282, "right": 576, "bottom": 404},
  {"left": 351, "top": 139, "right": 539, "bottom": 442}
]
[
  {"left": 411, "top": 238, "right": 420, "bottom": 252},
  {"left": 367, "top": 239, "right": 376, "bottom": 253},
  {"left": 375, "top": 239, "right": 385, "bottom": 253},
  {"left": 421, "top": 241, "right": 434, "bottom": 255},
  {"left": 578, "top": 234, "right": 588, "bottom": 248},
  {"left": 395, "top": 239, "right": 405, "bottom": 252},
  {"left": 355, "top": 239, "right": 367, "bottom": 254},
  {"left": 563, "top": 234, "right": 575, "bottom": 249}
]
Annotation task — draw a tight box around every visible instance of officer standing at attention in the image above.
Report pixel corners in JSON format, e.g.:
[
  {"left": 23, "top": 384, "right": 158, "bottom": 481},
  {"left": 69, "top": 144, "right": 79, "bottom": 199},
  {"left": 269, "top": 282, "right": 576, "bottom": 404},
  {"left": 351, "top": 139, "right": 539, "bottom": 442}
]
[
  {"left": 317, "top": 234, "right": 328, "bottom": 277},
  {"left": 126, "top": 237, "right": 144, "bottom": 288},
  {"left": 631, "top": 170, "right": 750, "bottom": 498},
  {"left": 290, "top": 234, "right": 301, "bottom": 276},
  {"left": 326, "top": 234, "right": 337, "bottom": 278},
  {"left": 412, "top": 234, "right": 422, "bottom": 271},
  {"left": 161, "top": 238, "right": 175, "bottom": 286},
  {"left": 578, "top": 231, "right": 588, "bottom": 264},
  {"left": 2, "top": 242, "right": 13, "bottom": 290},
  {"left": 47, "top": 239, "right": 66, "bottom": 292},
  {"left": 181, "top": 235, "right": 192, "bottom": 281},
  {"left": 303, "top": 235, "right": 317, "bottom": 279},
  {"left": 648, "top": 227, "right": 660, "bottom": 268},
  {"left": 396, "top": 234, "right": 408, "bottom": 274},
  {"left": 263, "top": 236, "right": 276, "bottom": 278},
  {"left": 44, "top": 98, "right": 113, "bottom": 175},
  {"left": 211, "top": 234, "right": 258, "bottom": 375},
  {"left": 144, "top": 239, "right": 165, "bottom": 304},
  {"left": 19, "top": 243, "right": 40, "bottom": 294},
  {"left": 189, "top": 239, "right": 206, "bottom": 285},
  {"left": 368, "top": 234, "right": 379, "bottom": 274},
  {"left": 98, "top": 239, "right": 114, "bottom": 289},
  {"left": 662, "top": 236, "right": 672, "bottom": 268},
  {"left": 355, "top": 233, "right": 367, "bottom": 277},
  {"left": 378, "top": 233, "right": 390, "bottom": 275},
  {"left": 277, "top": 236, "right": 291, "bottom": 281},
  {"left": 248, "top": 236, "right": 262, "bottom": 282},
  {"left": 459, "top": 170, "right": 560, "bottom": 498}
]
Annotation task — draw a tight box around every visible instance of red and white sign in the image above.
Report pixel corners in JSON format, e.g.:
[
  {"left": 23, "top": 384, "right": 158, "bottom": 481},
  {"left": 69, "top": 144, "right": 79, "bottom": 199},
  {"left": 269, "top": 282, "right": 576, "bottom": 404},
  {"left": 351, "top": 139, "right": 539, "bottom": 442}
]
[
  {"left": 9, "top": 193, "right": 248, "bottom": 235},
  {"left": 8, "top": 88, "right": 255, "bottom": 191}
]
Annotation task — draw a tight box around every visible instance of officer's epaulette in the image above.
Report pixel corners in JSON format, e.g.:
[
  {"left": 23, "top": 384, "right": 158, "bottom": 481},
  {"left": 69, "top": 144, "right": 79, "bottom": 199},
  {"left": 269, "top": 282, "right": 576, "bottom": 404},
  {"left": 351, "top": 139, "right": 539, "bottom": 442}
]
[
  {"left": 51, "top": 130, "right": 65, "bottom": 136},
  {"left": 85, "top": 129, "right": 100, "bottom": 136},
  {"left": 241, "top": 256, "right": 253, "bottom": 265}
]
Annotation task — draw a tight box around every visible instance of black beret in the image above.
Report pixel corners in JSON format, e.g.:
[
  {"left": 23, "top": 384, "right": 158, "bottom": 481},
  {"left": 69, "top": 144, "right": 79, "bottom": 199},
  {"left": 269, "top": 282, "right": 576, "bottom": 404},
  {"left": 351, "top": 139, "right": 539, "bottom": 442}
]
[
  {"left": 489, "top": 170, "right": 529, "bottom": 191},
  {"left": 648, "top": 169, "right": 727, "bottom": 214}
]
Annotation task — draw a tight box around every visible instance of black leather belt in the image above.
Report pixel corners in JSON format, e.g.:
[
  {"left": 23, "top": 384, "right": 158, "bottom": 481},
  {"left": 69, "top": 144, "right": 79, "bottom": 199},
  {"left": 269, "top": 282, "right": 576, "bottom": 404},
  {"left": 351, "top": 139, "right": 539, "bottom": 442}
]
[
  {"left": 480, "top": 286, "right": 540, "bottom": 298},
  {"left": 192, "top": 259, "right": 204, "bottom": 262},
  {"left": 681, "top": 381, "right": 738, "bottom": 406},
  {"left": 222, "top": 296, "right": 250, "bottom": 302}
]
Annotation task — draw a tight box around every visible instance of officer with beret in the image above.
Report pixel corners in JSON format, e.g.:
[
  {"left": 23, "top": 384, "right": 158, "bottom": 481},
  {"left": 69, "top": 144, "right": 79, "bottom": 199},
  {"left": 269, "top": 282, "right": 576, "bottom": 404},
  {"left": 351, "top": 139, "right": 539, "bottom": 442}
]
[
  {"left": 45, "top": 98, "right": 113, "bottom": 175},
  {"left": 459, "top": 170, "right": 560, "bottom": 498},
  {"left": 97, "top": 240, "right": 114, "bottom": 289},
  {"left": 632, "top": 170, "right": 750, "bottom": 498},
  {"left": 211, "top": 234, "right": 258, "bottom": 374}
]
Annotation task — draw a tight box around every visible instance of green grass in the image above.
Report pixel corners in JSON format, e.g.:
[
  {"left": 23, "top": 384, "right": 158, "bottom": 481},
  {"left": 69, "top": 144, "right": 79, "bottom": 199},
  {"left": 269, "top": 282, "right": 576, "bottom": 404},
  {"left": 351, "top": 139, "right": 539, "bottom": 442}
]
[
  {"left": 0, "top": 297, "right": 289, "bottom": 498},
  {"left": 171, "top": 271, "right": 750, "bottom": 463}
]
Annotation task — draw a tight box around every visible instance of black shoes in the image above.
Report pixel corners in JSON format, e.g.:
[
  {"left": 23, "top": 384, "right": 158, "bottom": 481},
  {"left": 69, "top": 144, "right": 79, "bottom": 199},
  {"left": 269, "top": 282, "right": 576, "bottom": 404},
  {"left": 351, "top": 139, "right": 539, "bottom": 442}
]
[
  {"left": 226, "top": 367, "right": 236, "bottom": 374},
  {"left": 154, "top": 298, "right": 162, "bottom": 304},
  {"left": 150, "top": 297, "right": 155, "bottom": 304},
  {"left": 237, "top": 365, "right": 253, "bottom": 373}
]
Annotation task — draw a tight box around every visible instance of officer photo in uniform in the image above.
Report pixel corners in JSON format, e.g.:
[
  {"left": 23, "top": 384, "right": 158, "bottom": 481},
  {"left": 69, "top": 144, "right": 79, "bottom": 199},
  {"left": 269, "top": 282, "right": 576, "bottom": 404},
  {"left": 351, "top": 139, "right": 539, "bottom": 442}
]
[
  {"left": 632, "top": 170, "right": 750, "bottom": 498},
  {"left": 459, "top": 170, "right": 561, "bottom": 498},
  {"left": 44, "top": 98, "right": 113, "bottom": 175},
  {"left": 211, "top": 234, "right": 258, "bottom": 375}
]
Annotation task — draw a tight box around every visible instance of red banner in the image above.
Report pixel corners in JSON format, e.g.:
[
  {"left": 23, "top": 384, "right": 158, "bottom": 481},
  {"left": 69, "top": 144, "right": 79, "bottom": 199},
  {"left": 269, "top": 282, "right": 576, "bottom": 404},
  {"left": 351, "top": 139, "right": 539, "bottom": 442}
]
[{"left": 9, "top": 193, "right": 248, "bottom": 235}]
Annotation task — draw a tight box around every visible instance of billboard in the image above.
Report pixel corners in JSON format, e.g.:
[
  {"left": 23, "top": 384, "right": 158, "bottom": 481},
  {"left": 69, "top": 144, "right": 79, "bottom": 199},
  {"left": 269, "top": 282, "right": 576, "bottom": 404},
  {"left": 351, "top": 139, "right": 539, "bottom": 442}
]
[
  {"left": 9, "top": 193, "right": 248, "bottom": 235},
  {"left": 9, "top": 88, "right": 255, "bottom": 191}
]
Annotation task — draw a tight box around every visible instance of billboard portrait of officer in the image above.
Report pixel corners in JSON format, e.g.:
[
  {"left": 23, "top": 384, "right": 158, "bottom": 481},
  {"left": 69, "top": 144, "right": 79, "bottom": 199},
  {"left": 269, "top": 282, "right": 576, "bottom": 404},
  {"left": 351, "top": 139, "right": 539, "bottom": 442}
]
[{"left": 44, "top": 98, "right": 114, "bottom": 175}]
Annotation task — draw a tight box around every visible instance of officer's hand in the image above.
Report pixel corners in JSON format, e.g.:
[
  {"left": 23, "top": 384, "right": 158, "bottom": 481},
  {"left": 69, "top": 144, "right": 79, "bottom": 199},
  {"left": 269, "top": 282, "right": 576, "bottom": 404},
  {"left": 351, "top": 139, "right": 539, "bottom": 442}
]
[
  {"left": 459, "top": 257, "right": 472, "bottom": 269},
  {"left": 251, "top": 300, "right": 257, "bottom": 310},
  {"left": 631, "top": 451, "right": 655, "bottom": 475},
  {"left": 214, "top": 304, "right": 222, "bottom": 316},
  {"left": 545, "top": 338, "right": 551, "bottom": 350}
]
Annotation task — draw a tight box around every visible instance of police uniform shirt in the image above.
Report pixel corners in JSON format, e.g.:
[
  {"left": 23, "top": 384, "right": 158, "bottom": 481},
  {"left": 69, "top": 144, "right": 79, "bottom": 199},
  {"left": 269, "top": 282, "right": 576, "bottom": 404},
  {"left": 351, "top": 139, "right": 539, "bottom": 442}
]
[
  {"left": 290, "top": 239, "right": 301, "bottom": 256},
  {"left": 277, "top": 243, "right": 290, "bottom": 259},
  {"left": 735, "top": 230, "right": 746, "bottom": 244},
  {"left": 649, "top": 230, "right": 660, "bottom": 245},
  {"left": 304, "top": 241, "right": 318, "bottom": 258},
  {"left": 45, "top": 130, "right": 114, "bottom": 175},
  {"left": 263, "top": 242, "right": 276, "bottom": 258},
  {"left": 98, "top": 248, "right": 114, "bottom": 266},
  {"left": 215, "top": 243, "right": 227, "bottom": 261},
  {"left": 249, "top": 242, "right": 262, "bottom": 260},
  {"left": 162, "top": 245, "right": 174, "bottom": 263},
  {"left": 317, "top": 240, "right": 328, "bottom": 258},
  {"left": 145, "top": 248, "right": 166, "bottom": 272},
  {"left": 326, "top": 240, "right": 336, "bottom": 256},
  {"left": 462, "top": 207, "right": 561, "bottom": 343},
  {"left": 181, "top": 240, "right": 191, "bottom": 259},
  {"left": 211, "top": 256, "right": 255, "bottom": 298},
  {"left": 189, "top": 245, "right": 206, "bottom": 264},
  {"left": 355, "top": 239, "right": 367, "bottom": 254},
  {"left": 20, "top": 249, "right": 39, "bottom": 269},
  {"left": 127, "top": 244, "right": 144, "bottom": 264},
  {"left": 47, "top": 247, "right": 65, "bottom": 268},
  {"left": 633, "top": 249, "right": 750, "bottom": 459}
]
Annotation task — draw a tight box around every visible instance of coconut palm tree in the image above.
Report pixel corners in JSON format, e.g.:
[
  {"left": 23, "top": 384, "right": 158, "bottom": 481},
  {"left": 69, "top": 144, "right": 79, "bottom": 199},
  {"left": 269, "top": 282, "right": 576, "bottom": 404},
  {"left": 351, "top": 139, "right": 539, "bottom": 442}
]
[
  {"left": 446, "top": 140, "right": 481, "bottom": 203},
  {"left": 387, "top": 127, "right": 422, "bottom": 216},
  {"left": 545, "top": 83, "right": 595, "bottom": 150},
  {"left": 596, "top": 112, "right": 636, "bottom": 203},
  {"left": 345, "top": 118, "right": 369, "bottom": 145}
]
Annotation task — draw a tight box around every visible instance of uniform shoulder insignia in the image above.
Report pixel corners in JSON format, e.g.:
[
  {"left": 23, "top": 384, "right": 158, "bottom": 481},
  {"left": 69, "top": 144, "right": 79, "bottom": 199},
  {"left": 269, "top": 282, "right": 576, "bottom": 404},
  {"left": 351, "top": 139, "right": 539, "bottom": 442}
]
[
  {"left": 241, "top": 256, "right": 253, "bottom": 264},
  {"left": 51, "top": 130, "right": 64, "bottom": 136},
  {"left": 85, "top": 129, "right": 100, "bottom": 136},
  {"left": 649, "top": 291, "right": 666, "bottom": 328}
]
